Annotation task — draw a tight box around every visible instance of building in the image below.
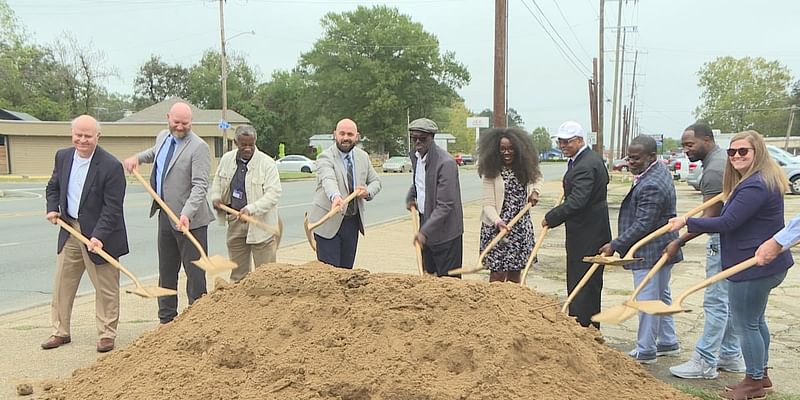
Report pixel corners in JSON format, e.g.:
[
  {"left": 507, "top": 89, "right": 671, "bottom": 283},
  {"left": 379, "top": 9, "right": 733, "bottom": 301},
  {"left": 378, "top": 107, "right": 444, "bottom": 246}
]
[
  {"left": 0, "top": 97, "right": 250, "bottom": 176},
  {"left": 434, "top": 133, "right": 456, "bottom": 152}
]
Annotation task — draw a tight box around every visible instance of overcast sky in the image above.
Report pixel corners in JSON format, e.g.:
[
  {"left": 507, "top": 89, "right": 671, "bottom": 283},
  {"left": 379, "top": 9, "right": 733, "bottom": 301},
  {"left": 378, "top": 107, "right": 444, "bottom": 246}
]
[{"left": 7, "top": 0, "right": 800, "bottom": 143}]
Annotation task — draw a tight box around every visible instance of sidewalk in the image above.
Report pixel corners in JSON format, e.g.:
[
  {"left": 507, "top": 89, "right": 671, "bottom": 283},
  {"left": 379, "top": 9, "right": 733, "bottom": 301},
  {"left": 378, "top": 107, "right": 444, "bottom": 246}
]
[{"left": 1, "top": 180, "right": 798, "bottom": 398}]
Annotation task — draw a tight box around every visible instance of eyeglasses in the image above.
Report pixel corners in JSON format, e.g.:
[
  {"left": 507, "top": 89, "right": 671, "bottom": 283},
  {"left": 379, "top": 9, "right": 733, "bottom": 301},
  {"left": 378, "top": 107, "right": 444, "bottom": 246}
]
[
  {"left": 409, "top": 134, "right": 429, "bottom": 142},
  {"left": 499, "top": 148, "right": 514, "bottom": 154},
  {"left": 557, "top": 137, "right": 579, "bottom": 145},
  {"left": 726, "top": 147, "right": 754, "bottom": 157}
]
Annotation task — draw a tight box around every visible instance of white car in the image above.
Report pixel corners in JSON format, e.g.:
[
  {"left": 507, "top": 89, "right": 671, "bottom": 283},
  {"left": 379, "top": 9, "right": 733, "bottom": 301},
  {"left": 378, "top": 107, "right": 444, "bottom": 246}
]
[
  {"left": 382, "top": 156, "right": 412, "bottom": 173},
  {"left": 276, "top": 155, "right": 316, "bottom": 173}
]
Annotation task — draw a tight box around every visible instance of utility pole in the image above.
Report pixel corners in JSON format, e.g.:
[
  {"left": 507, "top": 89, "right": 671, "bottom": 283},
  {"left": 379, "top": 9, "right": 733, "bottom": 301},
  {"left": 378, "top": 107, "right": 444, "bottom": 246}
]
[
  {"left": 608, "top": 0, "right": 623, "bottom": 168},
  {"left": 625, "top": 50, "right": 639, "bottom": 152},
  {"left": 219, "top": 0, "right": 229, "bottom": 151},
  {"left": 615, "top": 30, "right": 627, "bottom": 157},
  {"left": 493, "top": 0, "right": 507, "bottom": 128},
  {"left": 596, "top": 0, "right": 605, "bottom": 155},
  {"left": 785, "top": 105, "right": 798, "bottom": 151}
]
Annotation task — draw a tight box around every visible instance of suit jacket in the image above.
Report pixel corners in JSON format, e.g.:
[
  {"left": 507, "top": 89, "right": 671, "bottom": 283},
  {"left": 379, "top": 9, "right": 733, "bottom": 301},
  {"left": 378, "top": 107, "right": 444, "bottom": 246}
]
[
  {"left": 46, "top": 146, "right": 129, "bottom": 264},
  {"left": 308, "top": 145, "right": 382, "bottom": 239},
  {"left": 545, "top": 147, "right": 611, "bottom": 260},
  {"left": 406, "top": 143, "right": 464, "bottom": 245},
  {"left": 688, "top": 173, "right": 793, "bottom": 281},
  {"left": 611, "top": 161, "right": 682, "bottom": 270},
  {"left": 137, "top": 130, "right": 214, "bottom": 230}
]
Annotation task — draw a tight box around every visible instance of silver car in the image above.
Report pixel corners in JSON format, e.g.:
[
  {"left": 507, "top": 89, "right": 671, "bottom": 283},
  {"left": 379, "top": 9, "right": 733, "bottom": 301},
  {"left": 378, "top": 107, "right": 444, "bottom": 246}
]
[
  {"left": 382, "top": 156, "right": 412, "bottom": 173},
  {"left": 276, "top": 155, "right": 316, "bottom": 173}
]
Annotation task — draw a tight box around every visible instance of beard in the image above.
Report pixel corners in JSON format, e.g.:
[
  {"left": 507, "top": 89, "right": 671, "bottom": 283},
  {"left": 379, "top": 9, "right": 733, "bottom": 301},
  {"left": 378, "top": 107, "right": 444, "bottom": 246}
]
[{"left": 336, "top": 141, "right": 354, "bottom": 153}]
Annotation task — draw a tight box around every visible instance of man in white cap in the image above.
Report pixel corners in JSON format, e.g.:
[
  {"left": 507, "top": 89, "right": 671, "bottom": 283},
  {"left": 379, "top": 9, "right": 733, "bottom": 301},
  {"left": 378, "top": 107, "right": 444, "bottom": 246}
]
[{"left": 543, "top": 121, "right": 611, "bottom": 329}]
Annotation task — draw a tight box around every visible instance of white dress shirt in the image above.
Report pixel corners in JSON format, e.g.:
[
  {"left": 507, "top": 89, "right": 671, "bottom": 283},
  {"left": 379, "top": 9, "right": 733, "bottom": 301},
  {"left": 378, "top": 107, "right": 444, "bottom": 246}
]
[
  {"left": 414, "top": 151, "right": 427, "bottom": 214},
  {"left": 66, "top": 151, "right": 94, "bottom": 219}
]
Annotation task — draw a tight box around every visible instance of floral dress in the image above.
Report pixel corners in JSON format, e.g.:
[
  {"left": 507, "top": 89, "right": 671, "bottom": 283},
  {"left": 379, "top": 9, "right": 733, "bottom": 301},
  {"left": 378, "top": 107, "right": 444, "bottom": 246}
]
[{"left": 479, "top": 167, "right": 534, "bottom": 272}]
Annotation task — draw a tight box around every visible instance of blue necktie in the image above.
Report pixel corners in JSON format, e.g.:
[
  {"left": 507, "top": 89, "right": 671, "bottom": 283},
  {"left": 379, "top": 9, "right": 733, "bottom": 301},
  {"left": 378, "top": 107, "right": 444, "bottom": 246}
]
[
  {"left": 567, "top": 159, "right": 574, "bottom": 170},
  {"left": 158, "top": 137, "right": 176, "bottom": 198}
]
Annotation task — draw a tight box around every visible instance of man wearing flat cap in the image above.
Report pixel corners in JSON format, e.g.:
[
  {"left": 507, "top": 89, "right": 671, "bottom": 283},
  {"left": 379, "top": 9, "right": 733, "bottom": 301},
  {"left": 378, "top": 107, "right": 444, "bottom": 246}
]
[
  {"left": 406, "top": 118, "right": 464, "bottom": 277},
  {"left": 543, "top": 121, "right": 611, "bottom": 329}
]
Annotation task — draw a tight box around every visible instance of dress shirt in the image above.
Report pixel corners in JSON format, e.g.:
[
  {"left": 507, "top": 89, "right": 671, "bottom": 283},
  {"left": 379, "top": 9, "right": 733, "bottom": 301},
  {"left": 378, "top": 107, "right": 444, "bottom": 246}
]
[
  {"left": 66, "top": 151, "right": 93, "bottom": 219},
  {"left": 775, "top": 214, "right": 800, "bottom": 249},
  {"left": 414, "top": 151, "right": 427, "bottom": 214}
]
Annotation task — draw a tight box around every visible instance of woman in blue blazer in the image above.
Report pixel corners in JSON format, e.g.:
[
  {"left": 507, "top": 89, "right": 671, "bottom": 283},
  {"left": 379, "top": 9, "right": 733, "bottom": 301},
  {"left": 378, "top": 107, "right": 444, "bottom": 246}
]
[{"left": 670, "top": 130, "right": 792, "bottom": 400}]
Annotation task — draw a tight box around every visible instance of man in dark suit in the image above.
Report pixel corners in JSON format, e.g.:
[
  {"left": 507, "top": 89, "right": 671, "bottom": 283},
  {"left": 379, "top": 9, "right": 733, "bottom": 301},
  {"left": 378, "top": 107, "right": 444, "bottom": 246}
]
[
  {"left": 405, "top": 118, "right": 464, "bottom": 277},
  {"left": 123, "top": 102, "right": 214, "bottom": 324},
  {"left": 43, "top": 115, "right": 129, "bottom": 353},
  {"left": 544, "top": 121, "right": 611, "bottom": 328},
  {"left": 307, "top": 118, "right": 382, "bottom": 268},
  {"left": 599, "top": 135, "right": 682, "bottom": 363}
]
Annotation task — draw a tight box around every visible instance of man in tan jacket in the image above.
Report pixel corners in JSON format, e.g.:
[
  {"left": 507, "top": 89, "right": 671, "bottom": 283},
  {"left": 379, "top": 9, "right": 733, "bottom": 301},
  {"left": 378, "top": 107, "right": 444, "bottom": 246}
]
[{"left": 210, "top": 125, "right": 282, "bottom": 282}]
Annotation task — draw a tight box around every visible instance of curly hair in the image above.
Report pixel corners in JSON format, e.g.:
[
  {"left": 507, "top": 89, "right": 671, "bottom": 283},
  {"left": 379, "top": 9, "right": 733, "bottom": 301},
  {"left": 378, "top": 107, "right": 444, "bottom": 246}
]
[{"left": 478, "top": 127, "right": 541, "bottom": 186}]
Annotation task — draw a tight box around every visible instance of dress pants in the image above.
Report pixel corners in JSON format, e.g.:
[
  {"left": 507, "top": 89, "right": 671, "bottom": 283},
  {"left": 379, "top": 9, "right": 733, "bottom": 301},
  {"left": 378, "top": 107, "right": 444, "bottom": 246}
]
[
  {"left": 227, "top": 218, "right": 277, "bottom": 282},
  {"left": 315, "top": 214, "right": 360, "bottom": 269},
  {"left": 51, "top": 219, "right": 120, "bottom": 339},
  {"left": 419, "top": 212, "right": 463, "bottom": 278},
  {"left": 157, "top": 211, "right": 208, "bottom": 324},
  {"left": 566, "top": 255, "right": 603, "bottom": 329}
]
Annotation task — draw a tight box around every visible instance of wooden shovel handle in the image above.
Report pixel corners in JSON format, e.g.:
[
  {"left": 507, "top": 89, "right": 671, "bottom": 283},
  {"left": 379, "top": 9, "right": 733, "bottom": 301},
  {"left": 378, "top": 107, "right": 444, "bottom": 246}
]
[
  {"left": 476, "top": 202, "right": 533, "bottom": 266},
  {"left": 627, "top": 252, "right": 670, "bottom": 301},
  {"left": 308, "top": 191, "right": 360, "bottom": 231},
  {"left": 561, "top": 261, "right": 602, "bottom": 313},
  {"left": 624, "top": 193, "right": 726, "bottom": 259},
  {"left": 410, "top": 206, "right": 424, "bottom": 277},
  {"left": 520, "top": 192, "right": 564, "bottom": 286},
  {"left": 54, "top": 218, "right": 145, "bottom": 289},
  {"left": 131, "top": 169, "right": 210, "bottom": 260},
  {"left": 217, "top": 203, "right": 280, "bottom": 236}
]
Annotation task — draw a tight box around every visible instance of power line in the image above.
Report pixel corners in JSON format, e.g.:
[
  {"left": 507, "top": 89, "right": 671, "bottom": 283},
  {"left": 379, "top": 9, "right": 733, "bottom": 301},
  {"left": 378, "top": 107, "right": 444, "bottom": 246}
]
[
  {"left": 527, "top": 0, "right": 590, "bottom": 75},
  {"left": 550, "top": 0, "right": 594, "bottom": 60},
  {"left": 517, "top": 0, "right": 591, "bottom": 78}
]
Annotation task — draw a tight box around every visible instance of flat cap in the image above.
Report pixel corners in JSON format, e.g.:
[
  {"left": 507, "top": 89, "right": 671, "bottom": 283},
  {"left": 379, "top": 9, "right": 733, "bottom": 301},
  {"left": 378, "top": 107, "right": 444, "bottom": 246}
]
[{"left": 408, "top": 118, "right": 438, "bottom": 134}]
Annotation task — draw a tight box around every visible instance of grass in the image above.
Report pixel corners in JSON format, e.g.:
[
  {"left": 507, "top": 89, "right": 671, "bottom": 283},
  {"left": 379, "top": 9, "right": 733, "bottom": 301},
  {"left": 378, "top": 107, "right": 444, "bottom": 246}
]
[
  {"left": 279, "top": 171, "right": 315, "bottom": 180},
  {"left": 10, "top": 325, "right": 38, "bottom": 331}
]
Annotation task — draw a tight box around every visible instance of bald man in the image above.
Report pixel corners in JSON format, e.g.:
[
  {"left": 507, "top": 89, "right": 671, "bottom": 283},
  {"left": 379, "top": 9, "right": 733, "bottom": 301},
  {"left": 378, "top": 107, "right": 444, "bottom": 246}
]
[
  {"left": 44, "top": 115, "right": 129, "bottom": 352},
  {"left": 123, "top": 102, "right": 214, "bottom": 324},
  {"left": 307, "top": 118, "right": 382, "bottom": 268}
]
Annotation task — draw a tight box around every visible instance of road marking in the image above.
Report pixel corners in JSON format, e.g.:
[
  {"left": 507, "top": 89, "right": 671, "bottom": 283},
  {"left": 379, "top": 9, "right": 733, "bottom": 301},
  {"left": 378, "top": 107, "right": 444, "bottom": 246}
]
[{"left": 0, "top": 242, "right": 22, "bottom": 247}]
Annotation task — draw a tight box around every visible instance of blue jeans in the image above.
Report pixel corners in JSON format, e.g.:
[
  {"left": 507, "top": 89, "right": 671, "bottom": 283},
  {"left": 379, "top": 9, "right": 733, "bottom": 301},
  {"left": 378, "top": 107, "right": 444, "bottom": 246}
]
[
  {"left": 729, "top": 270, "right": 787, "bottom": 379},
  {"left": 632, "top": 264, "right": 678, "bottom": 355},
  {"left": 695, "top": 234, "right": 741, "bottom": 365}
]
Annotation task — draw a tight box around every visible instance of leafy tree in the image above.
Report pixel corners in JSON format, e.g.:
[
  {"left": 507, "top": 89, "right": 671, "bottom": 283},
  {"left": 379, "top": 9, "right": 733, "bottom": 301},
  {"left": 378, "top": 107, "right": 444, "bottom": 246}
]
[
  {"left": 186, "top": 50, "right": 258, "bottom": 110},
  {"left": 51, "top": 33, "right": 118, "bottom": 116},
  {"left": 477, "top": 107, "right": 525, "bottom": 128},
  {"left": 439, "top": 101, "right": 475, "bottom": 155},
  {"left": 695, "top": 56, "right": 792, "bottom": 136},
  {"left": 530, "top": 126, "right": 552, "bottom": 155},
  {"left": 298, "top": 5, "right": 470, "bottom": 155},
  {"left": 0, "top": 0, "right": 25, "bottom": 47},
  {"left": 662, "top": 137, "right": 681, "bottom": 154},
  {"left": 133, "top": 55, "right": 189, "bottom": 109}
]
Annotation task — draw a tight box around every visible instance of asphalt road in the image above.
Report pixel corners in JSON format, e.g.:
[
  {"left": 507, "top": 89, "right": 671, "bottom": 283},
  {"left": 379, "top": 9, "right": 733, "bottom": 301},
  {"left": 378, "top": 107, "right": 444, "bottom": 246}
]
[{"left": 0, "top": 163, "right": 566, "bottom": 314}]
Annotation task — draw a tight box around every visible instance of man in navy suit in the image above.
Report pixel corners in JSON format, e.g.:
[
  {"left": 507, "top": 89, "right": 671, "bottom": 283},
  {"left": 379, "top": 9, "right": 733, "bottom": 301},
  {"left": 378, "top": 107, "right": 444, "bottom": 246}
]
[
  {"left": 599, "top": 135, "right": 682, "bottom": 363},
  {"left": 43, "top": 115, "right": 129, "bottom": 353}
]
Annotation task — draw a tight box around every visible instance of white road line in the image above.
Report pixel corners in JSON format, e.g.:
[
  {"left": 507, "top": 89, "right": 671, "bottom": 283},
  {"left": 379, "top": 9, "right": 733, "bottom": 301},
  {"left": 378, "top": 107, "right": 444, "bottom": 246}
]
[{"left": 0, "top": 242, "right": 22, "bottom": 247}]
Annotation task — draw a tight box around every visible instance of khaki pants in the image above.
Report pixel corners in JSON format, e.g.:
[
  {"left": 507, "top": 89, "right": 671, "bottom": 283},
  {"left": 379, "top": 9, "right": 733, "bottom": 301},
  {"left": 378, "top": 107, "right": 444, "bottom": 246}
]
[
  {"left": 227, "top": 218, "right": 277, "bottom": 282},
  {"left": 51, "top": 221, "right": 120, "bottom": 339}
]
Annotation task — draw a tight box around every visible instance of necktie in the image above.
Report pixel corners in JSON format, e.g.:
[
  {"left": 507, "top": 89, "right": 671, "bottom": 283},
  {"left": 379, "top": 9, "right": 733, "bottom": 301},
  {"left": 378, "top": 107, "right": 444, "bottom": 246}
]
[
  {"left": 567, "top": 158, "right": 574, "bottom": 170},
  {"left": 345, "top": 154, "right": 356, "bottom": 215},
  {"left": 159, "top": 137, "right": 176, "bottom": 198}
]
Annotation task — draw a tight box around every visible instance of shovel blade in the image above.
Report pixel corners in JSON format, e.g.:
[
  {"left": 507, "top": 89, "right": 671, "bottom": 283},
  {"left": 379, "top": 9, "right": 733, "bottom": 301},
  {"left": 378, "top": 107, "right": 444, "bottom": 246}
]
[
  {"left": 582, "top": 255, "right": 644, "bottom": 266},
  {"left": 591, "top": 304, "right": 638, "bottom": 324},
  {"left": 126, "top": 286, "right": 178, "bottom": 298},
  {"left": 192, "top": 255, "right": 237, "bottom": 274},
  {"left": 625, "top": 299, "right": 688, "bottom": 316},
  {"left": 303, "top": 213, "right": 317, "bottom": 251}
]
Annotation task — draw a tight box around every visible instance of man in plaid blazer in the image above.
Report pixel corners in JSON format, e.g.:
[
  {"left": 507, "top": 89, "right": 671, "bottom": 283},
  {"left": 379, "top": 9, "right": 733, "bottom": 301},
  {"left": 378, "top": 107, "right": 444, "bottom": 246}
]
[{"left": 599, "top": 135, "right": 683, "bottom": 364}]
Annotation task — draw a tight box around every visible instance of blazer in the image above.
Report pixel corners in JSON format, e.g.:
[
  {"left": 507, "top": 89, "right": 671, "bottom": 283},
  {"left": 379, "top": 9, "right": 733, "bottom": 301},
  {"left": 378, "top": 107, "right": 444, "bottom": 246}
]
[
  {"left": 210, "top": 149, "right": 282, "bottom": 244},
  {"left": 480, "top": 173, "right": 543, "bottom": 226},
  {"left": 136, "top": 130, "right": 214, "bottom": 230},
  {"left": 611, "top": 161, "right": 682, "bottom": 270},
  {"left": 308, "top": 145, "right": 382, "bottom": 239},
  {"left": 406, "top": 142, "right": 464, "bottom": 245},
  {"left": 46, "top": 146, "right": 129, "bottom": 264},
  {"left": 544, "top": 147, "right": 611, "bottom": 258},
  {"left": 688, "top": 173, "right": 793, "bottom": 281}
]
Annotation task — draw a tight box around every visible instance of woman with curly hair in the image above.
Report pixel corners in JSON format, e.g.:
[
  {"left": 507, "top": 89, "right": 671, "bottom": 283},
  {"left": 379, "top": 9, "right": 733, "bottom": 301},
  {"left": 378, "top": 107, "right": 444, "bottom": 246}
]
[{"left": 478, "top": 127, "right": 543, "bottom": 283}]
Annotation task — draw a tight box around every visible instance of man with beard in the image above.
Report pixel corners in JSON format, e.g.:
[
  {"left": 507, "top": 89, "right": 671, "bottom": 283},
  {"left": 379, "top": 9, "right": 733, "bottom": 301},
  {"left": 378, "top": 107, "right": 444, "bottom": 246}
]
[
  {"left": 307, "top": 118, "right": 382, "bottom": 269},
  {"left": 123, "top": 102, "right": 214, "bottom": 324},
  {"left": 210, "top": 125, "right": 282, "bottom": 282},
  {"left": 599, "top": 135, "right": 682, "bottom": 364},
  {"left": 666, "top": 121, "right": 744, "bottom": 379}
]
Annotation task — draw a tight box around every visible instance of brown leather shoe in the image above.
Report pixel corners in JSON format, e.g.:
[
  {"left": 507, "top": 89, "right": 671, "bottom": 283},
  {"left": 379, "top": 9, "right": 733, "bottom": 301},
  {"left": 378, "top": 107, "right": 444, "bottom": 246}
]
[
  {"left": 96, "top": 338, "right": 115, "bottom": 353},
  {"left": 41, "top": 335, "right": 71, "bottom": 350}
]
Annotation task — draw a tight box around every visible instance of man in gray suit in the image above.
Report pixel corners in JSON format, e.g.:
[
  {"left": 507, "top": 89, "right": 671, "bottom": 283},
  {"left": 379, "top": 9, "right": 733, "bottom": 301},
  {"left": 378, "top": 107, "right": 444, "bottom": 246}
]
[
  {"left": 405, "top": 118, "right": 464, "bottom": 277},
  {"left": 307, "top": 118, "right": 381, "bottom": 268},
  {"left": 123, "top": 102, "right": 214, "bottom": 324}
]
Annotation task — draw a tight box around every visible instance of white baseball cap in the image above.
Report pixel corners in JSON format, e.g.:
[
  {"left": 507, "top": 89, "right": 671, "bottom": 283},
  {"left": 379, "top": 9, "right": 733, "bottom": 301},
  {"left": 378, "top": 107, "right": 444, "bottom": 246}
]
[{"left": 553, "top": 121, "right": 585, "bottom": 140}]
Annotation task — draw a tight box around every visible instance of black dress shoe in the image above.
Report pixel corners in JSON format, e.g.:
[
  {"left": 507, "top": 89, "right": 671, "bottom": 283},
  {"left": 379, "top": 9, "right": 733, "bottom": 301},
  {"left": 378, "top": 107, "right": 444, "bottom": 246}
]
[{"left": 41, "top": 335, "right": 71, "bottom": 350}]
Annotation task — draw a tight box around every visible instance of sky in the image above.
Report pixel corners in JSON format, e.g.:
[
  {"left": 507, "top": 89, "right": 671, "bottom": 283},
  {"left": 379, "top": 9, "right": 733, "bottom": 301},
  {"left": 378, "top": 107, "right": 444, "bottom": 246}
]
[{"left": 6, "top": 0, "right": 800, "bottom": 145}]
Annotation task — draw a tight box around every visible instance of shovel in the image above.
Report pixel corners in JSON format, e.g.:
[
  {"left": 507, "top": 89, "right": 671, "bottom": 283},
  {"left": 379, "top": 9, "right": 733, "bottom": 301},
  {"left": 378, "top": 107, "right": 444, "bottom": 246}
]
[
  {"left": 132, "top": 170, "right": 236, "bottom": 275},
  {"left": 447, "top": 202, "right": 533, "bottom": 276},
  {"left": 409, "top": 205, "right": 425, "bottom": 277},
  {"left": 303, "top": 191, "right": 360, "bottom": 251},
  {"left": 520, "top": 192, "right": 565, "bottom": 286},
  {"left": 54, "top": 218, "right": 177, "bottom": 298},
  {"left": 582, "top": 193, "right": 725, "bottom": 266},
  {"left": 216, "top": 204, "right": 281, "bottom": 237},
  {"left": 560, "top": 260, "right": 603, "bottom": 313},
  {"left": 591, "top": 252, "right": 671, "bottom": 324}
]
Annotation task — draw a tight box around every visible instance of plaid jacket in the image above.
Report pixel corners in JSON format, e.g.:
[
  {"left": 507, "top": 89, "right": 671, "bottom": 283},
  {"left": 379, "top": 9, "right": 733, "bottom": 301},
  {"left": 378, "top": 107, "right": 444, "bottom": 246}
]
[{"left": 611, "top": 161, "right": 683, "bottom": 270}]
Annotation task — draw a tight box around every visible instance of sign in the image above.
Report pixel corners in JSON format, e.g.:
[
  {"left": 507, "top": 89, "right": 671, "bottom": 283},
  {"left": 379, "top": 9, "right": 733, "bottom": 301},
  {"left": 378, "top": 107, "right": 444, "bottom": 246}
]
[
  {"left": 466, "top": 117, "right": 490, "bottom": 128},
  {"left": 218, "top": 119, "right": 231, "bottom": 130},
  {"left": 647, "top": 133, "right": 664, "bottom": 145},
  {"left": 587, "top": 132, "right": 597, "bottom": 146}
]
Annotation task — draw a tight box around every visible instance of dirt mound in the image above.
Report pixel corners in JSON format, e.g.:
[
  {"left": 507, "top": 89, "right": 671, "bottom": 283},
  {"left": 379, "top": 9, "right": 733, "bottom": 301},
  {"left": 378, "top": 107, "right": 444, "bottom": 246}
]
[{"left": 41, "top": 262, "right": 691, "bottom": 399}]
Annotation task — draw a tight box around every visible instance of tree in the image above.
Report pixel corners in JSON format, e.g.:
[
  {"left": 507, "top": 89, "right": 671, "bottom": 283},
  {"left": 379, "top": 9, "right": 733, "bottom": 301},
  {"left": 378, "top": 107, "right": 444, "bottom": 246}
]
[
  {"left": 0, "top": 0, "right": 25, "bottom": 47},
  {"left": 530, "top": 126, "right": 552, "bottom": 155},
  {"left": 133, "top": 55, "right": 189, "bottom": 109},
  {"left": 477, "top": 108, "right": 525, "bottom": 128},
  {"left": 299, "top": 5, "right": 470, "bottom": 155},
  {"left": 439, "top": 101, "right": 475, "bottom": 155},
  {"left": 695, "top": 56, "right": 792, "bottom": 135},
  {"left": 186, "top": 50, "right": 258, "bottom": 110},
  {"left": 52, "top": 33, "right": 118, "bottom": 116}
]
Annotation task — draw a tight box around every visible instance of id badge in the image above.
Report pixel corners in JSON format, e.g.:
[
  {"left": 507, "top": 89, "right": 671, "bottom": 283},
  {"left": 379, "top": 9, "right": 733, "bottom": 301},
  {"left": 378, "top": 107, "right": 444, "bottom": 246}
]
[{"left": 232, "top": 189, "right": 243, "bottom": 199}]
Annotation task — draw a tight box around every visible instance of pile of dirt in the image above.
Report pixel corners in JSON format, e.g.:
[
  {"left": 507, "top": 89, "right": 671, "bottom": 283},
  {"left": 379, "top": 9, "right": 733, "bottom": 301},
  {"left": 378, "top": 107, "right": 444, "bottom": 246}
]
[{"left": 41, "top": 262, "right": 692, "bottom": 399}]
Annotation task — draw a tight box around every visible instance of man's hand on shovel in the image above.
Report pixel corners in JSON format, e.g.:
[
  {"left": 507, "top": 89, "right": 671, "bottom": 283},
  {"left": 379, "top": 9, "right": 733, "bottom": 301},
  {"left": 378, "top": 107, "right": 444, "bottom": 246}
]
[
  {"left": 176, "top": 215, "right": 190, "bottom": 231},
  {"left": 46, "top": 211, "right": 60, "bottom": 224},
  {"left": 88, "top": 237, "right": 104, "bottom": 253}
]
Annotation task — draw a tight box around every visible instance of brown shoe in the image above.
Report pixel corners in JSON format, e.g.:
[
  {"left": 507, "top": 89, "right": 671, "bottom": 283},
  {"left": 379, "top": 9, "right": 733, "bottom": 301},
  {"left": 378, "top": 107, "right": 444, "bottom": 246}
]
[
  {"left": 96, "top": 338, "right": 115, "bottom": 353},
  {"left": 41, "top": 335, "right": 71, "bottom": 350}
]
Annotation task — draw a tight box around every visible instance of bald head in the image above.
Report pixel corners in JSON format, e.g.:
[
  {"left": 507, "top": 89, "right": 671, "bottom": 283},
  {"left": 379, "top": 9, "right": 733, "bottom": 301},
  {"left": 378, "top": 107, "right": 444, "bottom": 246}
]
[
  {"left": 334, "top": 118, "right": 359, "bottom": 153},
  {"left": 167, "top": 102, "right": 193, "bottom": 138},
  {"left": 71, "top": 115, "right": 100, "bottom": 158}
]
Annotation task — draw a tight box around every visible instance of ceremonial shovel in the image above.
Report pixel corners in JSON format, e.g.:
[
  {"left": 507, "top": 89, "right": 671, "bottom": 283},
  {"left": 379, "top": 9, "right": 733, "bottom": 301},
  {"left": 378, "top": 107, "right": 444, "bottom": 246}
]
[
  {"left": 54, "top": 218, "right": 177, "bottom": 298},
  {"left": 409, "top": 205, "right": 425, "bottom": 277},
  {"left": 520, "top": 193, "right": 565, "bottom": 286},
  {"left": 132, "top": 170, "right": 236, "bottom": 274},
  {"left": 303, "top": 191, "right": 360, "bottom": 251},
  {"left": 216, "top": 204, "right": 281, "bottom": 237}
]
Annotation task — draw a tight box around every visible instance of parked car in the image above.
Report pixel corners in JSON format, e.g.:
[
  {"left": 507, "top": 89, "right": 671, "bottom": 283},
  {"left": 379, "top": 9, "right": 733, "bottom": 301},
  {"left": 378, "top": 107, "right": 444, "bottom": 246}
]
[
  {"left": 382, "top": 156, "right": 412, "bottom": 173},
  {"left": 671, "top": 156, "right": 699, "bottom": 181},
  {"left": 686, "top": 164, "right": 703, "bottom": 190},
  {"left": 612, "top": 159, "right": 629, "bottom": 172},
  {"left": 461, "top": 154, "right": 474, "bottom": 165},
  {"left": 276, "top": 155, "right": 316, "bottom": 173},
  {"left": 687, "top": 147, "right": 800, "bottom": 195}
]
